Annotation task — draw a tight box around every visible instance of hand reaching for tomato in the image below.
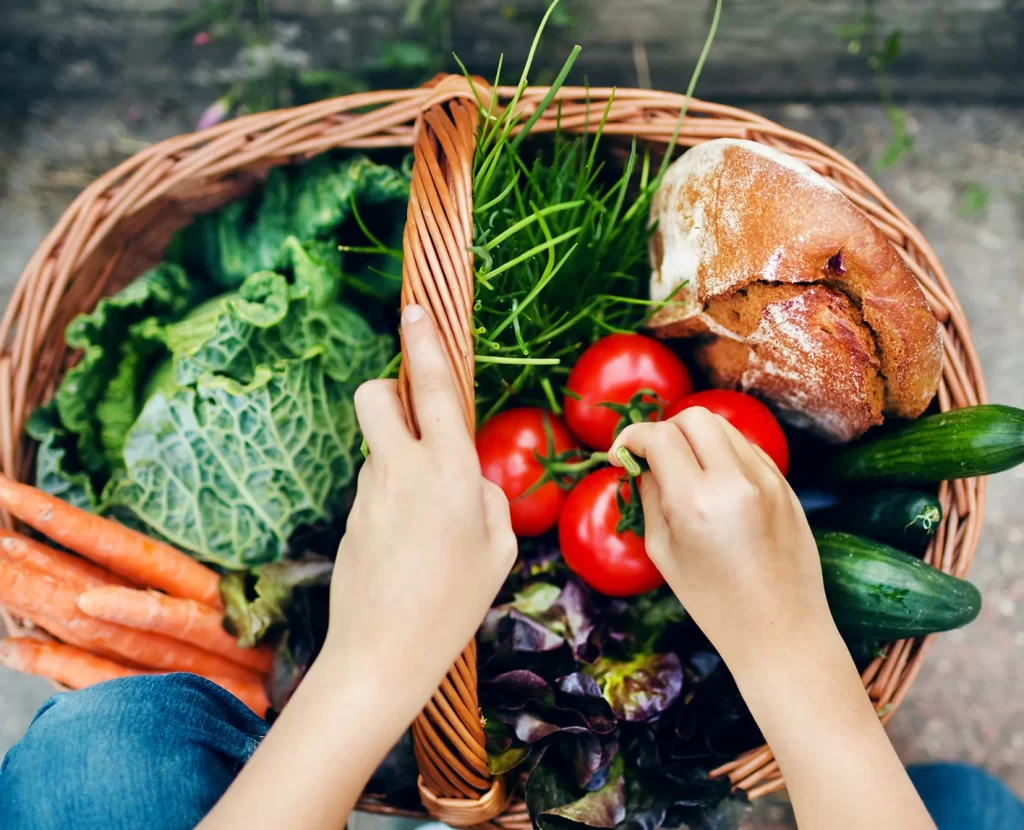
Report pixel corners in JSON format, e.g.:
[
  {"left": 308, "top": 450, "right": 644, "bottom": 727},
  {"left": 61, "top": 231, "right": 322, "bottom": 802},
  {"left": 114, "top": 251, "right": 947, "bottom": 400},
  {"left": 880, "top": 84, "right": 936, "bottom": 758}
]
[
  {"left": 558, "top": 467, "right": 663, "bottom": 597},
  {"left": 664, "top": 389, "right": 789, "bottom": 476},
  {"left": 564, "top": 334, "right": 692, "bottom": 451},
  {"left": 609, "top": 406, "right": 829, "bottom": 670}
]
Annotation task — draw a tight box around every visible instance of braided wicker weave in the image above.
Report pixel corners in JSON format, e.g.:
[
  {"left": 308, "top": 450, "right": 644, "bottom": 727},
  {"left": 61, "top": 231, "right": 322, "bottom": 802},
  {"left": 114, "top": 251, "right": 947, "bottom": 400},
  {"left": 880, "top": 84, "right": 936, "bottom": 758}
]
[{"left": 0, "top": 75, "right": 986, "bottom": 825}]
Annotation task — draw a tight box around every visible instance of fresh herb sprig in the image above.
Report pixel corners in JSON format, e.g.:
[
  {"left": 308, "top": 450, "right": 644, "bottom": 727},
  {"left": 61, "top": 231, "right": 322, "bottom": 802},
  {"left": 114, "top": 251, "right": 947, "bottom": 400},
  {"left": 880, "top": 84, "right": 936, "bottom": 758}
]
[{"left": 464, "top": 0, "right": 722, "bottom": 424}]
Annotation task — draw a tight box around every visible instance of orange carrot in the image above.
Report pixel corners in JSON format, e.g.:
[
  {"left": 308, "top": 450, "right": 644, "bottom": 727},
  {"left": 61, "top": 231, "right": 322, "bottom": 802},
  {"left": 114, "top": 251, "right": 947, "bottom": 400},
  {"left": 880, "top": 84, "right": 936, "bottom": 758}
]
[
  {"left": 3, "top": 602, "right": 109, "bottom": 655},
  {"left": 77, "top": 586, "right": 273, "bottom": 675},
  {"left": 1, "top": 638, "right": 269, "bottom": 716},
  {"left": 0, "top": 529, "right": 131, "bottom": 591},
  {"left": 0, "top": 475, "right": 221, "bottom": 607},
  {"left": 206, "top": 675, "right": 271, "bottom": 717},
  {"left": 0, "top": 561, "right": 258, "bottom": 683},
  {"left": 0, "top": 638, "right": 136, "bottom": 688}
]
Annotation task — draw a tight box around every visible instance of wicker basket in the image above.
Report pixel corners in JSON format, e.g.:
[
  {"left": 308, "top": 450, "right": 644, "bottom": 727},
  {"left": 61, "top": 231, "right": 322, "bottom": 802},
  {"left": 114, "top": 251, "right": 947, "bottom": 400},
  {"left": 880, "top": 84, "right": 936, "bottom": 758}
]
[{"left": 0, "top": 75, "right": 987, "bottom": 825}]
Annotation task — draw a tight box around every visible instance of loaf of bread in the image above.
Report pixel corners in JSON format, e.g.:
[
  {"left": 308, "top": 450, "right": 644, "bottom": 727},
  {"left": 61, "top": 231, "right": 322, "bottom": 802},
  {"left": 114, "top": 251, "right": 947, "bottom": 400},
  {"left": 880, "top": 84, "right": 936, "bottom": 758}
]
[{"left": 647, "top": 138, "right": 942, "bottom": 442}]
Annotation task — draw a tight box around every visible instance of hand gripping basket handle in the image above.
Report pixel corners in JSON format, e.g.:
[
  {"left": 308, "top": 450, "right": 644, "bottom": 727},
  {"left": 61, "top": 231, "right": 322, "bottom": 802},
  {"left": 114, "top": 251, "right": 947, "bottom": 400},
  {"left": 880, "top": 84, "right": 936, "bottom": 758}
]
[{"left": 397, "top": 75, "right": 511, "bottom": 825}]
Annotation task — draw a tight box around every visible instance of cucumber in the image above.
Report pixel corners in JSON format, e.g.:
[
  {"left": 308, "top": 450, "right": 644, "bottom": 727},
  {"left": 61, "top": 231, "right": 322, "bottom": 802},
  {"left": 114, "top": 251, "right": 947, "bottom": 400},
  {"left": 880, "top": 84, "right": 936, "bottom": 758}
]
[
  {"left": 831, "top": 404, "right": 1024, "bottom": 483},
  {"left": 811, "top": 488, "right": 942, "bottom": 555},
  {"left": 816, "top": 530, "right": 981, "bottom": 641}
]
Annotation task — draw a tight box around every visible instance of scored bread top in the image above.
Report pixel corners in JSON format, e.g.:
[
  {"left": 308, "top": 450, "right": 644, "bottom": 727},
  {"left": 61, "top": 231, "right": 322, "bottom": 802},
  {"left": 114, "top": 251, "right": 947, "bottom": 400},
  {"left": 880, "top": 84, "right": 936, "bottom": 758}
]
[{"left": 647, "top": 138, "right": 941, "bottom": 434}]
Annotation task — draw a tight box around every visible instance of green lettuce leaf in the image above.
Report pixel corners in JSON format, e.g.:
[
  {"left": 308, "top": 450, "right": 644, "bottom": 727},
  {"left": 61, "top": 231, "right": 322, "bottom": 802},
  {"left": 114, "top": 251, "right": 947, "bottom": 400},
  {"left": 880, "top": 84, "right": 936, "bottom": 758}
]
[
  {"left": 25, "top": 404, "right": 100, "bottom": 511},
  {"left": 167, "top": 238, "right": 390, "bottom": 389},
  {"left": 220, "top": 557, "right": 334, "bottom": 647},
  {"left": 54, "top": 263, "right": 197, "bottom": 476},
  {"left": 178, "top": 154, "right": 410, "bottom": 288},
  {"left": 107, "top": 352, "right": 360, "bottom": 567},
  {"left": 30, "top": 156, "right": 402, "bottom": 571}
]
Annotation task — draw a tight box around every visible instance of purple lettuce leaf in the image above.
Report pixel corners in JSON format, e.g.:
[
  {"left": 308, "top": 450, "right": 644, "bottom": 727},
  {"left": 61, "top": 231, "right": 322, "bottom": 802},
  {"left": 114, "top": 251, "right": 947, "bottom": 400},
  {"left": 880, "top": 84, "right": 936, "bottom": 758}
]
[
  {"left": 481, "top": 669, "right": 556, "bottom": 709},
  {"left": 553, "top": 673, "right": 618, "bottom": 733},
  {"left": 542, "top": 755, "right": 626, "bottom": 829},
  {"left": 585, "top": 652, "right": 684, "bottom": 722},
  {"left": 526, "top": 749, "right": 626, "bottom": 830},
  {"left": 489, "top": 745, "right": 533, "bottom": 775}
]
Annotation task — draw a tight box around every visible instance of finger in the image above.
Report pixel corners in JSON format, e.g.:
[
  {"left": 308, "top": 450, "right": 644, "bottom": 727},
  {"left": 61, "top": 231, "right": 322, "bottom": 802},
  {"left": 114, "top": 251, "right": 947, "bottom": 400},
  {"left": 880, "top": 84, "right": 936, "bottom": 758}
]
[
  {"left": 714, "top": 416, "right": 769, "bottom": 482},
  {"left": 353, "top": 379, "right": 413, "bottom": 454},
  {"left": 482, "top": 480, "right": 518, "bottom": 573},
  {"left": 746, "top": 443, "right": 805, "bottom": 516},
  {"left": 612, "top": 421, "right": 701, "bottom": 480},
  {"left": 637, "top": 473, "right": 671, "bottom": 571},
  {"left": 668, "top": 406, "right": 740, "bottom": 471},
  {"left": 749, "top": 442, "right": 789, "bottom": 485},
  {"left": 344, "top": 460, "right": 376, "bottom": 526},
  {"left": 401, "top": 304, "right": 472, "bottom": 447},
  {"left": 611, "top": 422, "right": 702, "bottom": 507}
]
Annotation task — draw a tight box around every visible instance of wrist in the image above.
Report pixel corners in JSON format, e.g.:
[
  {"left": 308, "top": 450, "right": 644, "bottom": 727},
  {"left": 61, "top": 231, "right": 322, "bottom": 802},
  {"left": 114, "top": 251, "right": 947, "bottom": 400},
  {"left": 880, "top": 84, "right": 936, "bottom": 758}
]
[
  {"left": 301, "top": 648, "right": 422, "bottom": 749},
  {"left": 725, "top": 617, "right": 876, "bottom": 732},
  {"left": 719, "top": 607, "right": 848, "bottom": 689}
]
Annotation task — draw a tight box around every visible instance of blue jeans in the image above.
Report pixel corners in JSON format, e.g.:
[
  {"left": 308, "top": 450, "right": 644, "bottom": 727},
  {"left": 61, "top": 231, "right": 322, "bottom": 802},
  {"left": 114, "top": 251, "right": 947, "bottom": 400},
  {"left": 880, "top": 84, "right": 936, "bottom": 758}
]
[
  {"left": 2, "top": 674, "right": 1022, "bottom": 830},
  {"left": 0, "top": 674, "right": 267, "bottom": 830}
]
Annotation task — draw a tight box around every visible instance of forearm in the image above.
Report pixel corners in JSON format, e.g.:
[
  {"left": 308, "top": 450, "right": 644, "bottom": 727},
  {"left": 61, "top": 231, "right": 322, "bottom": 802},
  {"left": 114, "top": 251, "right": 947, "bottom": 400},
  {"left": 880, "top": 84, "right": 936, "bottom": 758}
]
[
  {"left": 198, "top": 653, "right": 415, "bottom": 830},
  {"left": 730, "top": 624, "right": 934, "bottom": 830}
]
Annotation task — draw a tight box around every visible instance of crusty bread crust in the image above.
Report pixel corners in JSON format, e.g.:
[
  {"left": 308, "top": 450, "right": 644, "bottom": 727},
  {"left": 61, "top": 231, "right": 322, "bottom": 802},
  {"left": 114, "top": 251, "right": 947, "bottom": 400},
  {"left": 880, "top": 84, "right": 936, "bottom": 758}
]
[{"left": 647, "top": 138, "right": 941, "bottom": 442}]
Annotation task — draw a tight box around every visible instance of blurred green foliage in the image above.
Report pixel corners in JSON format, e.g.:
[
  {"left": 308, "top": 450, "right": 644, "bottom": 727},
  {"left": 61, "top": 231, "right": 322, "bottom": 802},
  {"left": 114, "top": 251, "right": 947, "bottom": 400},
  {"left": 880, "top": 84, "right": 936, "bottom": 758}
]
[{"left": 834, "top": 1, "right": 913, "bottom": 171}]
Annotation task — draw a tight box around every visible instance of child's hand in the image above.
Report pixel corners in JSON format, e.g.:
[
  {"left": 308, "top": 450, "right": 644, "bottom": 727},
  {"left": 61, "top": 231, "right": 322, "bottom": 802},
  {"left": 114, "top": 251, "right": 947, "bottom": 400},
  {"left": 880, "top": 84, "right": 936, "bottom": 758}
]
[
  {"left": 610, "top": 407, "right": 832, "bottom": 672},
  {"left": 613, "top": 408, "right": 937, "bottom": 830},
  {"left": 325, "top": 305, "right": 517, "bottom": 709}
]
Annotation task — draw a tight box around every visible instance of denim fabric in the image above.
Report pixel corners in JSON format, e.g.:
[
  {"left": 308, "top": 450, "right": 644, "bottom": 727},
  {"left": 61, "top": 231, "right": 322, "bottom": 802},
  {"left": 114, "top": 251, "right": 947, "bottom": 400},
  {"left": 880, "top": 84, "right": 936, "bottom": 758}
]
[
  {"left": 3, "top": 673, "right": 1022, "bottom": 830},
  {"left": 909, "top": 762, "right": 1024, "bottom": 830},
  {"left": 0, "top": 673, "right": 267, "bottom": 830}
]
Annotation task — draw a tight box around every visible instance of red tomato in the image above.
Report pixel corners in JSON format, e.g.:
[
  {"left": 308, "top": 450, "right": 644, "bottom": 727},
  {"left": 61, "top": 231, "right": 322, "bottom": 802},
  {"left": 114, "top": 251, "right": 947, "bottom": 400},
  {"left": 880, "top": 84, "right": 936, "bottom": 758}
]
[
  {"left": 564, "top": 334, "right": 692, "bottom": 451},
  {"left": 664, "top": 389, "right": 790, "bottom": 476},
  {"left": 476, "top": 408, "right": 577, "bottom": 537},
  {"left": 558, "top": 467, "right": 664, "bottom": 597}
]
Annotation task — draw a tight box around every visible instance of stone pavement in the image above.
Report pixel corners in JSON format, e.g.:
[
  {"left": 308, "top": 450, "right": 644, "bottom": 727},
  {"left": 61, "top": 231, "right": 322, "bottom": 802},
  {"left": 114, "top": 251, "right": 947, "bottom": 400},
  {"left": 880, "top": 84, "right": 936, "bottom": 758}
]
[{"left": 1, "top": 98, "right": 1023, "bottom": 825}]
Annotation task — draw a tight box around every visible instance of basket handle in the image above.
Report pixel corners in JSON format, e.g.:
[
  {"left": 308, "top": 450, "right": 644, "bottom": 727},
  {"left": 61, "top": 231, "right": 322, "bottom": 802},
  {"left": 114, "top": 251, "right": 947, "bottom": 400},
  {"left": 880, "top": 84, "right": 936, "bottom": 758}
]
[{"left": 398, "top": 76, "right": 510, "bottom": 824}]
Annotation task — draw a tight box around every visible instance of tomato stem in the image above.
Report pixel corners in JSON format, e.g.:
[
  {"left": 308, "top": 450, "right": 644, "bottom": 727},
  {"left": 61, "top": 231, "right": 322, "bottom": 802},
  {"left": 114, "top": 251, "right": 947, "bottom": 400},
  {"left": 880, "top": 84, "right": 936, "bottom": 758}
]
[
  {"left": 539, "top": 377, "right": 563, "bottom": 416},
  {"left": 616, "top": 446, "right": 645, "bottom": 477},
  {"left": 539, "top": 447, "right": 646, "bottom": 480},
  {"left": 541, "top": 452, "right": 609, "bottom": 478}
]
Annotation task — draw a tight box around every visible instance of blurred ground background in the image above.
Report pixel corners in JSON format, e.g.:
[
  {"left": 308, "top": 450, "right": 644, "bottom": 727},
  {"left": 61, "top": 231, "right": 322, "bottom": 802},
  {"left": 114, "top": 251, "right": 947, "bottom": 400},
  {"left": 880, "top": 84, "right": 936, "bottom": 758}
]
[{"left": 2, "top": 1, "right": 1023, "bottom": 826}]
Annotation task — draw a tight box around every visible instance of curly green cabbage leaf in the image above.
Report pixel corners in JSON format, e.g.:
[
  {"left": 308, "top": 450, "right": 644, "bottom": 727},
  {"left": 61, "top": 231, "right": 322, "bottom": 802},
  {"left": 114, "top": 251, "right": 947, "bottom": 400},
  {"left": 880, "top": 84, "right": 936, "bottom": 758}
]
[
  {"left": 53, "top": 263, "right": 199, "bottom": 476},
  {"left": 25, "top": 403, "right": 99, "bottom": 511},
  {"left": 27, "top": 263, "right": 201, "bottom": 509},
  {"left": 166, "top": 238, "right": 391, "bottom": 390},
  {"left": 177, "top": 154, "right": 410, "bottom": 288},
  {"left": 104, "top": 237, "right": 391, "bottom": 568},
  {"left": 30, "top": 154, "right": 402, "bottom": 567},
  {"left": 106, "top": 351, "right": 359, "bottom": 567}
]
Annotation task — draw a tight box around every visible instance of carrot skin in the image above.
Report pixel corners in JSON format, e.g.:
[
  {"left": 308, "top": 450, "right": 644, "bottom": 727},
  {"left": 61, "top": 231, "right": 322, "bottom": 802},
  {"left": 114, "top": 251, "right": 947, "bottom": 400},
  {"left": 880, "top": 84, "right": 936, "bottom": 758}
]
[
  {"left": 77, "top": 586, "right": 273, "bottom": 674},
  {"left": 0, "top": 561, "right": 258, "bottom": 683},
  {"left": 0, "top": 475, "right": 221, "bottom": 607},
  {"left": 1, "top": 638, "right": 269, "bottom": 716},
  {"left": 0, "top": 529, "right": 131, "bottom": 591},
  {"left": 0, "top": 638, "right": 135, "bottom": 688}
]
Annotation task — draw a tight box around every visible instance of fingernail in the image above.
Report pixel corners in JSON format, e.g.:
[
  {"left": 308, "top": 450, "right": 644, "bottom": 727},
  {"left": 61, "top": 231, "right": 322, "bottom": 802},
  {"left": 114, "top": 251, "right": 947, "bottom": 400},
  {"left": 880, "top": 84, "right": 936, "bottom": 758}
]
[{"left": 402, "top": 304, "right": 426, "bottom": 324}]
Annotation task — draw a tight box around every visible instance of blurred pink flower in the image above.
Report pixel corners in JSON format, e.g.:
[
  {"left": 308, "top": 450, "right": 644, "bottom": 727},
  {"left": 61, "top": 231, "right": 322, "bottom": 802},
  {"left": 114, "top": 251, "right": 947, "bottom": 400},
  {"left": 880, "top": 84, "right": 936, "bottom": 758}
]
[
  {"left": 193, "top": 31, "right": 211, "bottom": 46},
  {"left": 197, "top": 96, "right": 231, "bottom": 130}
]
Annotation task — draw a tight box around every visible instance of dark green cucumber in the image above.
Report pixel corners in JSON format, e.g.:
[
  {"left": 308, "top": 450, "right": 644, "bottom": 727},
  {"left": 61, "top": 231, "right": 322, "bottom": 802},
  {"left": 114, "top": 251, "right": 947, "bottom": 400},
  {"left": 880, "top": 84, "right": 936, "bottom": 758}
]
[
  {"left": 831, "top": 404, "right": 1024, "bottom": 483},
  {"left": 812, "top": 488, "right": 942, "bottom": 554},
  {"left": 816, "top": 530, "right": 981, "bottom": 641}
]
